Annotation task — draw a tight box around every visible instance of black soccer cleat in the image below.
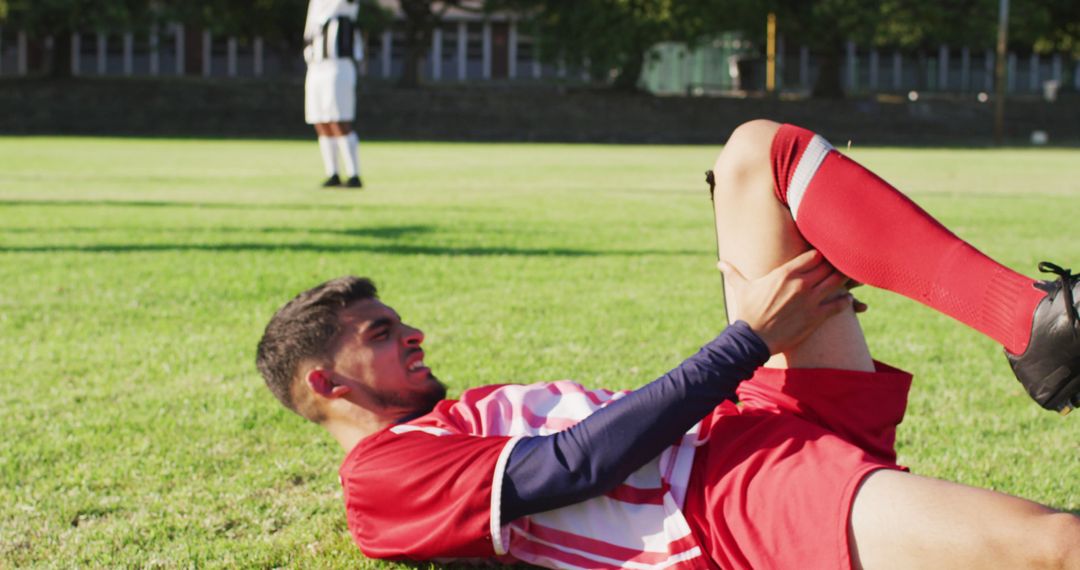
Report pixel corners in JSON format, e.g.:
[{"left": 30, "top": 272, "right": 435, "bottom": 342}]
[
  {"left": 1005, "top": 262, "right": 1080, "bottom": 415},
  {"left": 345, "top": 176, "right": 363, "bottom": 189},
  {"left": 322, "top": 174, "right": 342, "bottom": 188}
]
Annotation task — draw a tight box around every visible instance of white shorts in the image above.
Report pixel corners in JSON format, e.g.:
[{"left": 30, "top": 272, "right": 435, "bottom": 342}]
[{"left": 304, "top": 59, "right": 356, "bottom": 124}]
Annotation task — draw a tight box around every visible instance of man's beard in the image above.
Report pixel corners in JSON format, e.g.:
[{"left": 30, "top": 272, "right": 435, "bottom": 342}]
[{"left": 362, "top": 376, "right": 447, "bottom": 416}]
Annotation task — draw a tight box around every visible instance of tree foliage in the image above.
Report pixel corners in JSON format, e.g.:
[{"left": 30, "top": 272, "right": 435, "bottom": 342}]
[
  {"left": 1, "top": 0, "right": 1075, "bottom": 87},
  {"left": 715, "top": 0, "right": 1080, "bottom": 97},
  {"left": 2, "top": 0, "right": 155, "bottom": 34},
  {"left": 157, "top": 0, "right": 389, "bottom": 50},
  {"left": 0, "top": 0, "right": 157, "bottom": 76},
  {"left": 720, "top": 0, "right": 882, "bottom": 97},
  {"left": 393, "top": 0, "right": 484, "bottom": 88},
  {"left": 1010, "top": 0, "right": 1080, "bottom": 56},
  {"left": 496, "top": 0, "right": 719, "bottom": 90},
  {"left": 0, "top": 0, "right": 391, "bottom": 76},
  {"left": 494, "top": 0, "right": 1076, "bottom": 93}
]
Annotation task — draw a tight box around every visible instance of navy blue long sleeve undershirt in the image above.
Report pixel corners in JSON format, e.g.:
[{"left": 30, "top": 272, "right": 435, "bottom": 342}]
[{"left": 500, "top": 321, "right": 770, "bottom": 522}]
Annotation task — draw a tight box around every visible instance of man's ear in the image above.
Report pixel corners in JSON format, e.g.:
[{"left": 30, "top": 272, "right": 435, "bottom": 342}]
[{"left": 305, "top": 368, "right": 352, "bottom": 399}]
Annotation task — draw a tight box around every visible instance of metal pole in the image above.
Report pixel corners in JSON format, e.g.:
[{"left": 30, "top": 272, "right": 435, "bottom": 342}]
[
  {"left": 994, "top": 0, "right": 1009, "bottom": 145},
  {"left": 766, "top": 13, "right": 776, "bottom": 93},
  {"left": 482, "top": 21, "right": 491, "bottom": 80},
  {"left": 431, "top": 27, "right": 442, "bottom": 81},
  {"left": 253, "top": 37, "right": 263, "bottom": 77},
  {"left": 149, "top": 25, "right": 159, "bottom": 76}
]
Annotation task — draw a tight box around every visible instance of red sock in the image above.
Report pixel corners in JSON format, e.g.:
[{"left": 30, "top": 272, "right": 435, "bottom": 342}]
[{"left": 770, "top": 124, "right": 1044, "bottom": 355}]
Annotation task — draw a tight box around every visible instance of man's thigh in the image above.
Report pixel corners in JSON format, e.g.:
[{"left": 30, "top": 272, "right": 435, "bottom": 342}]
[
  {"left": 736, "top": 364, "right": 912, "bottom": 461},
  {"left": 850, "top": 469, "right": 1080, "bottom": 570},
  {"left": 684, "top": 407, "right": 901, "bottom": 570}
]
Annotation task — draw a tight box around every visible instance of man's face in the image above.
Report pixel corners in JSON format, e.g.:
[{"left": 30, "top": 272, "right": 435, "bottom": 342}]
[{"left": 326, "top": 298, "right": 446, "bottom": 416}]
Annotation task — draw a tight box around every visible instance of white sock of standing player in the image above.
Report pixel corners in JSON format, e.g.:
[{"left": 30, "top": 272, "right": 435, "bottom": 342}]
[
  {"left": 338, "top": 132, "right": 361, "bottom": 179},
  {"left": 318, "top": 136, "right": 339, "bottom": 178}
]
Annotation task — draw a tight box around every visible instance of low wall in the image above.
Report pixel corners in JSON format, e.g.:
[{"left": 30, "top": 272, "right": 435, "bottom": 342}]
[{"left": 1, "top": 77, "right": 1077, "bottom": 145}]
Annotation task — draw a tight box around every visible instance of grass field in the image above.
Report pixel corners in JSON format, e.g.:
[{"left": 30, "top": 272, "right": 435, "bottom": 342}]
[{"left": 1, "top": 136, "right": 1078, "bottom": 568}]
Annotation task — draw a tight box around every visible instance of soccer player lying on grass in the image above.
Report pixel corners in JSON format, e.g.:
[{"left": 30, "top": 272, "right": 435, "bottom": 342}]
[{"left": 256, "top": 119, "right": 1080, "bottom": 569}]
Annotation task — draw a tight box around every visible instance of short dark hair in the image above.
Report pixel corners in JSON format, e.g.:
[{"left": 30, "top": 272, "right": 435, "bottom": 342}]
[{"left": 256, "top": 276, "right": 378, "bottom": 421}]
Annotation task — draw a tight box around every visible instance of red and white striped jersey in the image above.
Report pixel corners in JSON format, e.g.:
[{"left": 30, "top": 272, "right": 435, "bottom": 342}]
[{"left": 340, "top": 380, "right": 708, "bottom": 569}]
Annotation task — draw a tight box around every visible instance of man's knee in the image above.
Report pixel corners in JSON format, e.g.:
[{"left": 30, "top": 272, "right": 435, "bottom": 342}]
[
  {"left": 711, "top": 119, "right": 781, "bottom": 197},
  {"left": 726, "top": 119, "right": 782, "bottom": 149},
  {"left": 1030, "top": 512, "right": 1080, "bottom": 568}
]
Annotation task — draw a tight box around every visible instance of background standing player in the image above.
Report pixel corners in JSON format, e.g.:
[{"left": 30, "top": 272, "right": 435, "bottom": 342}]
[{"left": 304, "top": 0, "right": 364, "bottom": 189}]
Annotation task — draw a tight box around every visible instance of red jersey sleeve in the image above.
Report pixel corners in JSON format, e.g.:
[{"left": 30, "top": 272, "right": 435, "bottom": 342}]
[{"left": 339, "top": 425, "right": 516, "bottom": 561}]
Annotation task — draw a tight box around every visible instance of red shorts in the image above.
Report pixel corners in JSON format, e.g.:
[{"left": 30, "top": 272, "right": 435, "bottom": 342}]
[{"left": 683, "top": 363, "right": 913, "bottom": 570}]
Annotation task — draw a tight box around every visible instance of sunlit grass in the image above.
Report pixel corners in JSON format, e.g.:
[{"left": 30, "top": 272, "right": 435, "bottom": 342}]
[{"left": 1, "top": 137, "right": 1077, "bottom": 567}]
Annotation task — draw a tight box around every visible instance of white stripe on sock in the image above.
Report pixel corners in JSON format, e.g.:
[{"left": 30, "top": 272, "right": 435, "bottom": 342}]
[{"left": 787, "top": 135, "right": 833, "bottom": 221}]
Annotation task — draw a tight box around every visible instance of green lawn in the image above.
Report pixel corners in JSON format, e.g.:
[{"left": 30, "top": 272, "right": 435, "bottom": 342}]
[{"left": 1, "top": 137, "right": 1078, "bottom": 568}]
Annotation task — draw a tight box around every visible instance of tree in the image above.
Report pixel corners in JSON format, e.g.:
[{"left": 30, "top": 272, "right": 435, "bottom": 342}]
[
  {"left": 159, "top": 0, "right": 310, "bottom": 74},
  {"left": 162, "top": 0, "right": 306, "bottom": 43},
  {"left": 498, "top": 0, "right": 717, "bottom": 91},
  {"left": 712, "top": 0, "right": 885, "bottom": 98},
  {"left": 395, "top": 0, "right": 483, "bottom": 88},
  {"left": 1, "top": 0, "right": 157, "bottom": 77},
  {"left": 738, "top": 0, "right": 1080, "bottom": 97},
  {"left": 159, "top": 0, "right": 392, "bottom": 73},
  {"left": 1009, "top": 0, "right": 1080, "bottom": 57},
  {"left": 0, "top": 0, "right": 393, "bottom": 77}
]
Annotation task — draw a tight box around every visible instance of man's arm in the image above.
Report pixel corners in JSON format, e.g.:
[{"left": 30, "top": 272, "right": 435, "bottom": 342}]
[
  {"left": 502, "top": 320, "right": 768, "bottom": 520},
  {"left": 502, "top": 249, "right": 852, "bottom": 521}
]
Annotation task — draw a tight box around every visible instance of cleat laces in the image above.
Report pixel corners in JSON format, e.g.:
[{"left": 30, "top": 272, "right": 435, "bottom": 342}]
[{"left": 1038, "top": 261, "right": 1080, "bottom": 328}]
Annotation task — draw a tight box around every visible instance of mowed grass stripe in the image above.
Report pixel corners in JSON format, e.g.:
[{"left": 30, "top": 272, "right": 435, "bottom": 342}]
[{"left": 0, "top": 137, "right": 1077, "bottom": 568}]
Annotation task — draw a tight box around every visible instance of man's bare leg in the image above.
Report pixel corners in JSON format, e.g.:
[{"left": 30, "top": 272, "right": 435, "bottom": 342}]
[
  {"left": 851, "top": 470, "right": 1080, "bottom": 569},
  {"left": 314, "top": 123, "right": 341, "bottom": 186},
  {"left": 326, "top": 122, "right": 350, "bottom": 136},
  {"left": 716, "top": 118, "right": 1080, "bottom": 413},
  {"left": 711, "top": 119, "right": 873, "bottom": 371},
  {"left": 328, "top": 122, "right": 362, "bottom": 188},
  {"left": 711, "top": 119, "right": 1080, "bottom": 568}
]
